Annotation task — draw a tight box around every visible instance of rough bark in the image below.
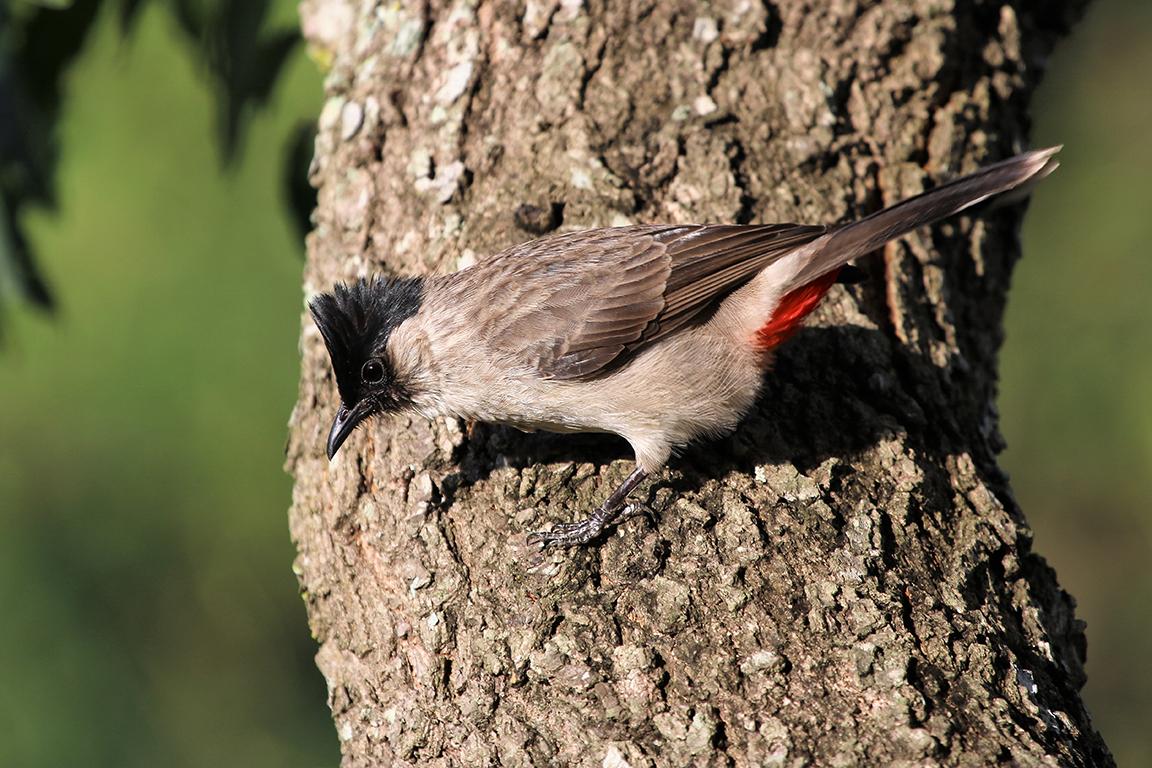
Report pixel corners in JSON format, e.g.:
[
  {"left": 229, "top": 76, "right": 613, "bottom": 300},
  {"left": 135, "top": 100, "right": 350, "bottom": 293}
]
[{"left": 287, "top": 1, "right": 1110, "bottom": 765}]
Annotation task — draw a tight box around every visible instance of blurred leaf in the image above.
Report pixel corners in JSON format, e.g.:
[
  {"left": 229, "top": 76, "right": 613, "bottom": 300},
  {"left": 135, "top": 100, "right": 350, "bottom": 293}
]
[
  {"left": 0, "top": 0, "right": 102, "bottom": 315},
  {"left": 284, "top": 119, "right": 317, "bottom": 242},
  {"left": 116, "top": 0, "right": 146, "bottom": 32},
  {"left": 0, "top": 0, "right": 304, "bottom": 329},
  {"left": 170, "top": 0, "right": 299, "bottom": 162},
  {"left": 0, "top": 193, "right": 54, "bottom": 310}
]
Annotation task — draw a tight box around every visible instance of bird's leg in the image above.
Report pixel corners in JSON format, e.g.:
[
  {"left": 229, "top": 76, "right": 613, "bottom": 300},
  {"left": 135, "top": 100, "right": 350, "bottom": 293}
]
[{"left": 528, "top": 467, "right": 649, "bottom": 547}]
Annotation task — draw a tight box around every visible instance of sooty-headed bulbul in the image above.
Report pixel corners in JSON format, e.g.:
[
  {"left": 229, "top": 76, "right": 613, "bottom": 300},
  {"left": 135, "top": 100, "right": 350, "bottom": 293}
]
[{"left": 310, "top": 147, "right": 1060, "bottom": 546}]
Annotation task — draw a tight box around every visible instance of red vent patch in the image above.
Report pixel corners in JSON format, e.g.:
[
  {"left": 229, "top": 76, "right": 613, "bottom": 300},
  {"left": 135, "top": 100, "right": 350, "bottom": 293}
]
[{"left": 753, "top": 268, "right": 841, "bottom": 351}]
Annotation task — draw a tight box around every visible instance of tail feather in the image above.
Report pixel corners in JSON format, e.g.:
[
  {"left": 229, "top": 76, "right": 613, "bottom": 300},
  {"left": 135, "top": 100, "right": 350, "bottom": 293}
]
[{"left": 789, "top": 146, "right": 1061, "bottom": 288}]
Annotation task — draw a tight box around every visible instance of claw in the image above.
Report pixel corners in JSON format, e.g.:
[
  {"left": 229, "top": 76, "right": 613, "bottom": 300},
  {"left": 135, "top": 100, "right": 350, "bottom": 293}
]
[
  {"left": 527, "top": 518, "right": 602, "bottom": 548},
  {"left": 525, "top": 467, "right": 651, "bottom": 549},
  {"left": 527, "top": 505, "right": 655, "bottom": 548}
]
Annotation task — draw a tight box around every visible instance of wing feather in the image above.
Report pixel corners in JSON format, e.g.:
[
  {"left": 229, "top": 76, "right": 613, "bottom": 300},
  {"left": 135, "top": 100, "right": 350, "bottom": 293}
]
[{"left": 476, "top": 223, "right": 827, "bottom": 380}]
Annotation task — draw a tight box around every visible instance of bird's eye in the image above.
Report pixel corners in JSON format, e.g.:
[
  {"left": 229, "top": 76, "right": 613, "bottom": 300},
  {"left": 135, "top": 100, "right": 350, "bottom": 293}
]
[{"left": 361, "top": 359, "right": 385, "bottom": 384}]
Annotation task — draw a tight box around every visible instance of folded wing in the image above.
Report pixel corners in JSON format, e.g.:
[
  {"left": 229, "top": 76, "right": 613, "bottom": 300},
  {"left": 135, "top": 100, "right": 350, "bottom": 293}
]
[{"left": 479, "top": 223, "right": 826, "bottom": 380}]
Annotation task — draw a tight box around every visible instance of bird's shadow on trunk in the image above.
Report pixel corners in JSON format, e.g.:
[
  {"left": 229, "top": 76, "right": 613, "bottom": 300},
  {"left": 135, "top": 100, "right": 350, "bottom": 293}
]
[{"left": 450, "top": 325, "right": 934, "bottom": 501}]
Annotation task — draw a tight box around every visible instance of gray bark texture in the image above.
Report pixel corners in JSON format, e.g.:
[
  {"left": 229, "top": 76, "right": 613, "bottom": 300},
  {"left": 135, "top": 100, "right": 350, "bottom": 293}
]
[{"left": 287, "top": 1, "right": 1111, "bottom": 765}]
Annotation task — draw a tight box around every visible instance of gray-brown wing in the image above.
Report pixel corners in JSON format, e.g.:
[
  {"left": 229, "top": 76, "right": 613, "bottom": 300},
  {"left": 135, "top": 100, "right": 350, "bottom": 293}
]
[{"left": 479, "top": 224, "right": 827, "bottom": 380}]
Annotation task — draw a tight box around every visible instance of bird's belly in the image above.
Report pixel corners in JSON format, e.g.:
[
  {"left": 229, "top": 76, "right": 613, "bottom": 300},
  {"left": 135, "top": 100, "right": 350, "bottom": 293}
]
[
  {"left": 437, "top": 326, "right": 764, "bottom": 470},
  {"left": 533, "top": 330, "right": 763, "bottom": 446},
  {"left": 503, "top": 418, "right": 610, "bottom": 435}
]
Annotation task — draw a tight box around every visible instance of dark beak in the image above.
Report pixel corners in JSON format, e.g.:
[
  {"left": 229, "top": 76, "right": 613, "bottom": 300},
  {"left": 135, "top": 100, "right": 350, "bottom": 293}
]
[{"left": 326, "top": 401, "right": 373, "bottom": 459}]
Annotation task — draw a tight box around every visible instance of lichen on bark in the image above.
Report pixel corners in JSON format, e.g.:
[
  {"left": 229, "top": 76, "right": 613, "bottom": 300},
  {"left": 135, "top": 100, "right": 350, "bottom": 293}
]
[{"left": 288, "top": 1, "right": 1110, "bottom": 765}]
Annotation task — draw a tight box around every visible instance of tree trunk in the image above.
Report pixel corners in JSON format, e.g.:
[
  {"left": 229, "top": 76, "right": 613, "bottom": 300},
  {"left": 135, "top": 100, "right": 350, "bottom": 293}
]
[{"left": 288, "top": 1, "right": 1110, "bottom": 765}]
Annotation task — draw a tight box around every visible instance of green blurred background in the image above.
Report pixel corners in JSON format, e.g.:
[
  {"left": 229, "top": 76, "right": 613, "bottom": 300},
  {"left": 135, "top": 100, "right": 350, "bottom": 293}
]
[
  {"left": 0, "top": 1, "right": 1147, "bottom": 766},
  {"left": 1001, "top": 1, "right": 1152, "bottom": 764}
]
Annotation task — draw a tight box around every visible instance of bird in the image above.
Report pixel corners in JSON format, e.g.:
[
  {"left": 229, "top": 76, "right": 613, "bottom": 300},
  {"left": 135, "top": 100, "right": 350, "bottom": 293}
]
[{"left": 310, "top": 146, "right": 1060, "bottom": 547}]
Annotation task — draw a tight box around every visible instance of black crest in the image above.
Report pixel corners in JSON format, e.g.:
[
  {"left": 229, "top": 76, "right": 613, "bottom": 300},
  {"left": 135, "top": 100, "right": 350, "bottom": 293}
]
[{"left": 309, "top": 277, "right": 424, "bottom": 404}]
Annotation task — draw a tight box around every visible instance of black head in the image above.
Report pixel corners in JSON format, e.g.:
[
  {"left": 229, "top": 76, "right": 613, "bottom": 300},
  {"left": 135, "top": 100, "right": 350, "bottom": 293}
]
[{"left": 309, "top": 276, "right": 424, "bottom": 459}]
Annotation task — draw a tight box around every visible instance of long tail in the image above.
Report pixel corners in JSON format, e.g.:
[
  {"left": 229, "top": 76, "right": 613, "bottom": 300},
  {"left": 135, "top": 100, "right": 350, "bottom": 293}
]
[{"left": 788, "top": 146, "right": 1061, "bottom": 289}]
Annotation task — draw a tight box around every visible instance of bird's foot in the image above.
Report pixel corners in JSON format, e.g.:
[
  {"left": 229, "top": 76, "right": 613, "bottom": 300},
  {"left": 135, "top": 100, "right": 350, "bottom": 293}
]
[
  {"left": 527, "top": 518, "right": 605, "bottom": 548},
  {"left": 527, "top": 503, "right": 648, "bottom": 548},
  {"left": 527, "top": 467, "right": 651, "bottom": 548}
]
